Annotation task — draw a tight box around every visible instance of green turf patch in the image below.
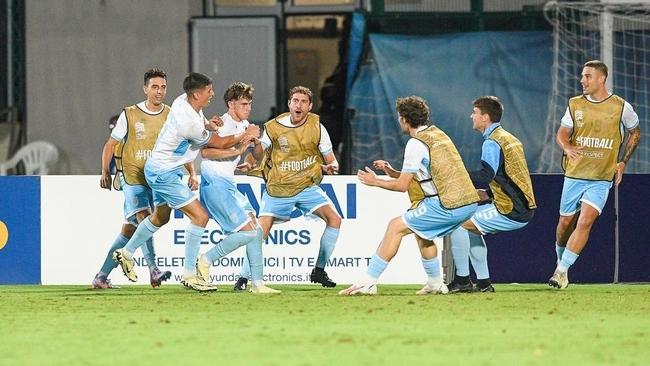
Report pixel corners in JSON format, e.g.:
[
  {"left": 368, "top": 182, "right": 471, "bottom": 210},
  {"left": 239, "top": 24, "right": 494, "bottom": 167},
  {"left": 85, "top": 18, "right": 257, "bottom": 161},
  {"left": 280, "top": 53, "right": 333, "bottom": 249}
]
[{"left": 0, "top": 284, "right": 648, "bottom": 365}]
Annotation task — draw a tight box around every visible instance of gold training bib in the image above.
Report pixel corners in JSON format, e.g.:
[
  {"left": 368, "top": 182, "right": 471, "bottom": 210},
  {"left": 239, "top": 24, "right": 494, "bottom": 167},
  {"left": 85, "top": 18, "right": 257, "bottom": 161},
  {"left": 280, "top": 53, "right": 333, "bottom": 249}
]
[
  {"left": 487, "top": 126, "right": 536, "bottom": 215},
  {"left": 564, "top": 95, "right": 624, "bottom": 181},
  {"left": 249, "top": 113, "right": 324, "bottom": 197},
  {"left": 113, "top": 104, "right": 169, "bottom": 189},
  {"left": 414, "top": 126, "right": 478, "bottom": 209}
]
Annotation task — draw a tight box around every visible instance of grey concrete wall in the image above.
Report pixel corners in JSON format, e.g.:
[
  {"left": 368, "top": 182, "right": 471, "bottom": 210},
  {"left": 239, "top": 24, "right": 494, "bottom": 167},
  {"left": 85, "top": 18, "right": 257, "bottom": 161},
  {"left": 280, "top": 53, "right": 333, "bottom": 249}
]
[{"left": 26, "top": 0, "right": 202, "bottom": 174}]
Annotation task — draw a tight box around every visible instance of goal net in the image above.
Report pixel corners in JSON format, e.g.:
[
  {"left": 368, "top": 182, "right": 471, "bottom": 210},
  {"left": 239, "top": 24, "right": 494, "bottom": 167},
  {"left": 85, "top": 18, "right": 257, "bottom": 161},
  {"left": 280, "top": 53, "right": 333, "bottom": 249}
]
[{"left": 541, "top": 1, "right": 650, "bottom": 173}]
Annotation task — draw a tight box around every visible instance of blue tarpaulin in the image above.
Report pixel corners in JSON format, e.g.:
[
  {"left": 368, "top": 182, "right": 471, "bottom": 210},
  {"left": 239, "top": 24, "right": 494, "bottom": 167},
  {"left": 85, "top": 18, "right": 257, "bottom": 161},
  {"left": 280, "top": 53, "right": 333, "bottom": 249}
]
[{"left": 348, "top": 31, "right": 553, "bottom": 173}]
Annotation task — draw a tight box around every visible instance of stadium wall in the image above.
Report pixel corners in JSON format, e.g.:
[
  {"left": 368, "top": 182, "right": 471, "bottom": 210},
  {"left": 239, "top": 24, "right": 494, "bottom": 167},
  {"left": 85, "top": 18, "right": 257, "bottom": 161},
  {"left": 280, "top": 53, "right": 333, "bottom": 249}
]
[
  {"left": 1, "top": 175, "right": 648, "bottom": 285},
  {"left": 24, "top": 0, "right": 203, "bottom": 175}
]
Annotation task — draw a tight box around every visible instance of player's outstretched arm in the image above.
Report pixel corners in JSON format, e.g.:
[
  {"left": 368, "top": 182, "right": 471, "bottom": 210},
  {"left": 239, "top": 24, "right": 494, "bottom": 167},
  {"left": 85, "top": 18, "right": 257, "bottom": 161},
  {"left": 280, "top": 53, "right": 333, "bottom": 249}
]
[
  {"left": 358, "top": 167, "right": 413, "bottom": 192},
  {"left": 373, "top": 160, "right": 400, "bottom": 178}
]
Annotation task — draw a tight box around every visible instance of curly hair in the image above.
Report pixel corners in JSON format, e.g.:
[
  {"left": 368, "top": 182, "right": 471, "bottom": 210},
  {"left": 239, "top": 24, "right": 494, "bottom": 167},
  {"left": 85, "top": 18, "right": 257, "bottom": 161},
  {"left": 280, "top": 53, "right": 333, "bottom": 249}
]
[
  {"left": 395, "top": 96, "right": 429, "bottom": 128},
  {"left": 223, "top": 82, "right": 254, "bottom": 107}
]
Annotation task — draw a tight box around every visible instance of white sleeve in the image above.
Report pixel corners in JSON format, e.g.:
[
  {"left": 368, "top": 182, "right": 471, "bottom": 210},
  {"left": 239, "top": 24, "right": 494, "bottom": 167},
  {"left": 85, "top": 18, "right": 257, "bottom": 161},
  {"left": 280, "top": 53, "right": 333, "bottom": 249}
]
[
  {"left": 110, "top": 111, "right": 128, "bottom": 141},
  {"left": 259, "top": 129, "right": 271, "bottom": 149},
  {"left": 183, "top": 118, "right": 211, "bottom": 147},
  {"left": 402, "top": 139, "right": 427, "bottom": 173},
  {"left": 319, "top": 125, "right": 333, "bottom": 155},
  {"left": 622, "top": 101, "right": 640, "bottom": 130},
  {"left": 217, "top": 121, "right": 238, "bottom": 137},
  {"left": 560, "top": 107, "right": 573, "bottom": 128}
]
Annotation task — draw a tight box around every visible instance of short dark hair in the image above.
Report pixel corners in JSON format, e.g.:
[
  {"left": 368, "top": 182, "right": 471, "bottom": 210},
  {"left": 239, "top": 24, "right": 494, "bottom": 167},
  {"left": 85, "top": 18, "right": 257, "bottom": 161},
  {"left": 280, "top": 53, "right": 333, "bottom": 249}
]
[
  {"left": 144, "top": 68, "right": 166, "bottom": 86},
  {"left": 395, "top": 96, "right": 429, "bottom": 128},
  {"left": 183, "top": 72, "right": 212, "bottom": 94},
  {"left": 473, "top": 96, "right": 503, "bottom": 123},
  {"left": 584, "top": 60, "right": 608, "bottom": 78},
  {"left": 224, "top": 82, "right": 254, "bottom": 107},
  {"left": 289, "top": 86, "right": 313, "bottom": 103}
]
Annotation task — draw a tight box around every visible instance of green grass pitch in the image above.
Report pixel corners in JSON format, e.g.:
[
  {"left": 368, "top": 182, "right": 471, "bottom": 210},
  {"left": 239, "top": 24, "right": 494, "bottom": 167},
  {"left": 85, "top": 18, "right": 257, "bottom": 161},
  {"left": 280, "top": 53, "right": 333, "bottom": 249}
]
[{"left": 1, "top": 284, "right": 648, "bottom": 365}]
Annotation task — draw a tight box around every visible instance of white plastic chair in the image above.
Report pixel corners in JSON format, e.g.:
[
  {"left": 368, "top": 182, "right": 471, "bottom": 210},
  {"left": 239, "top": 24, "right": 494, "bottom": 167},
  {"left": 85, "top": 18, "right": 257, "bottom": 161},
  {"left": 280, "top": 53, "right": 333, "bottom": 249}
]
[{"left": 0, "top": 141, "right": 59, "bottom": 175}]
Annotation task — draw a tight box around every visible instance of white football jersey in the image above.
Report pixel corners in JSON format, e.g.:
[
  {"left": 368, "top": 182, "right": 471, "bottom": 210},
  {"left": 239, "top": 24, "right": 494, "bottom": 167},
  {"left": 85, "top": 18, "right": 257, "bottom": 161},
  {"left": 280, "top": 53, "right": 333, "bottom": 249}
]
[
  {"left": 146, "top": 93, "right": 211, "bottom": 175},
  {"left": 200, "top": 112, "right": 250, "bottom": 181}
]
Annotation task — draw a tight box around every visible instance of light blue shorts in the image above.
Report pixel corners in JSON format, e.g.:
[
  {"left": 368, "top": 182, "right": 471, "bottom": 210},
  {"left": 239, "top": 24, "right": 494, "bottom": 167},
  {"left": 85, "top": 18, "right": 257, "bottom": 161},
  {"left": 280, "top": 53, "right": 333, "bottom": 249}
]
[
  {"left": 260, "top": 185, "right": 336, "bottom": 222},
  {"left": 560, "top": 177, "right": 612, "bottom": 216},
  {"left": 470, "top": 203, "right": 529, "bottom": 235},
  {"left": 119, "top": 174, "right": 153, "bottom": 221},
  {"left": 403, "top": 198, "right": 477, "bottom": 240},
  {"left": 200, "top": 175, "right": 254, "bottom": 234},
  {"left": 145, "top": 166, "right": 196, "bottom": 209}
]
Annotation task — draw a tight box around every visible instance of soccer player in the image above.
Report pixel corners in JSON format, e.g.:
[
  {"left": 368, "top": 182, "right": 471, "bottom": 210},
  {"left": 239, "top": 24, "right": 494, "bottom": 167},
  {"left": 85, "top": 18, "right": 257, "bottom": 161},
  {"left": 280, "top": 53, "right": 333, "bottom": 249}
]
[
  {"left": 339, "top": 96, "right": 479, "bottom": 296},
  {"left": 92, "top": 68, "right": 172, "bottom": 289},
  {"left": 448, "top": 96, "right": 536, "bottom": 293},
  {"left": 113, "top": 72, "right": 260, "bottom": 292},
  {"left": 549, "top": 60, "right": 641, "bottom": 289},
  {"left": 371, "top": 159, "right": 450, "bottom": 295},
  {"left": 236, "top": 85, "right": 341, "bottom": 289},
  {"left": 196, "top": 82, "right": 279, "bottom": 294}
]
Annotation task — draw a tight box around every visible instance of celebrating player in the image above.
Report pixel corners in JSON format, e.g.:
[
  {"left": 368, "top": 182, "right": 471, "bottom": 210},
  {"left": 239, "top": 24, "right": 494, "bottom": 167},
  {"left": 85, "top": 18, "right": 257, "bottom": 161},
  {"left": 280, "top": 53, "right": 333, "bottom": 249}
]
[
  {"left": 92, "top": 68, "right": 172, "bottom": 289},
  {"left": 236, "top": 86, "right": 342, "bottom": 289},
  {"left": 448, "top": 96, "right": 536, "bottom": 293},
  {"left": 549, "top": 60, "right": 641, "bottom": 289},
  {"left": 340, "top": 96, "right": 479, "bottom": 295},
  {"left": 113, "top": 72, "right": 259, "bottom": 292},
  {"left": 196, "top": 82, "right": 279, "bottom": 294}
]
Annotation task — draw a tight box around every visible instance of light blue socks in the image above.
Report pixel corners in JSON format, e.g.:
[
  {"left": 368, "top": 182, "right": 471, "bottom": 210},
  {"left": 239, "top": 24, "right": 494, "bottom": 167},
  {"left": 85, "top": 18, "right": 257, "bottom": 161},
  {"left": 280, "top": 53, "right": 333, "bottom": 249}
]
[
  {"left": 468, "top": 232, "right": 489, "bottom": 280},
  {"left": 239, "top": 256, "right": 251, "bottom": 280},
  {"left": 367, "top": 254, "right": 388, "bottom": 280},
  {"left": 99, "top": 234, "right": 129, "bottom": 275},
  {"left": 558, "top": 248, "right": 579, "bottom": 272},
  {"left": 203, "top": 230, "right": 256, "bottom": 263},
  {"left": 555, "top": 244, "right": 566, "bottom": 263},
  {"left": 421, "top": 256, "right": 441, "bottom": 278},
  {"left": 123, "top": 217, "right": 159, "bottom": 255},
  {"left": 141, "top": 238, "right": 156, "bottom": 270},
  {"left": 184, "top": 223, "right": 205, "bottom": 274},
  {"left": 316, "top": 227, "right": 340, "bottom": 268},
  {"left": 450, "top": 227, "right": 471, "bottom": 277},
  {"left": 246, "top": 227, "right": 264, "bottom": 282}
]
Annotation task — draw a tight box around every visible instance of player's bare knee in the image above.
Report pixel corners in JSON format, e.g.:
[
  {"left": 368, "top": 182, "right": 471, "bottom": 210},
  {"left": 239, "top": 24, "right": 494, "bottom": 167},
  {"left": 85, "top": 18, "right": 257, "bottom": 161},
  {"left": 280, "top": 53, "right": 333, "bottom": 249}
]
[
  {"left": 121, "top": 224, "right": 136, "bottom": 237},
  {"left": 135, "top": 210, "right": 150, "bottom": 223},
  {"left": 576, "top": 216, "right": 596, "bottom": 231},
  {"left": 157, "top": 214, "right": 170, "bottom": 226},
  {"left": 327, "top": 214, "right": 342, "bottom": 228},
  {"left": 193, "top": 209, "right": 209, "bottom": 227},
  {"left": 386, "top": 217, "right": 404, "bottom": 235},
  {"left": 557, "top": 215, "right": 574, "bottom": 230}
]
